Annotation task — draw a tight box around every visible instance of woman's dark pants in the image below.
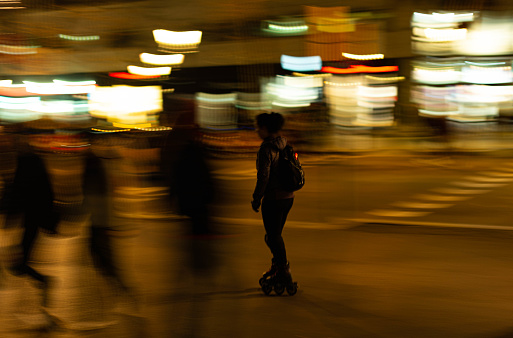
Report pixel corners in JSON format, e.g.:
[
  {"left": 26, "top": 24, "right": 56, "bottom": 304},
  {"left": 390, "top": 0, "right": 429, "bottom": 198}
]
[{"left": 261, "top": 198, "right": 294, "bottom": 266}]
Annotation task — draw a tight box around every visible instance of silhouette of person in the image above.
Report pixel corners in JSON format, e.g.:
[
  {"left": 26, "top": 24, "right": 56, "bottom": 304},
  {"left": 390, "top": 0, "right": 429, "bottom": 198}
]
[
  {"left": 251, "top": 112, "right": 295, "bottom": 285},
  {"left": 161, "top": 111, "right": 215, "bottom": 236},
  {"left": 1, "top": 130, "right": 59, "bottom": 307},
  {"left": 83, "top": 132, "right": 139, "bottom": 313}
]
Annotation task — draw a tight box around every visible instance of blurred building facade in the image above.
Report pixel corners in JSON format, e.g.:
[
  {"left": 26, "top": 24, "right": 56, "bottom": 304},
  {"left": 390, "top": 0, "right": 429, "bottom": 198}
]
[{"left": 1, "top": 0, "right": 511, "bottom": 76}]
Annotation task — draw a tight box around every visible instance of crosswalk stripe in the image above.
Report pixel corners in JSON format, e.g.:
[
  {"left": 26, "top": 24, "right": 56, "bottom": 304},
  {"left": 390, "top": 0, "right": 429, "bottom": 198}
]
[
  {"left": 431, "top": 187, "right": 490, "bottom": 195},
  {"left": 479, "top": 171, "right": 513, "bottom": 178},
  {"left": 347, "top": 218, "right": 513, "bottom": 231},
  {"left": 463, "top": 176, "right": 513, "bottom": 183},
  {"left": 392, "top": 201, "right": 453, "bottom": 209},
  {"left": 414, "top": 194, "right": 472, "bottom": 202},
  {"left": 366, "top": 209, "right": 431, "bottom": 217},
  {"left": 451, "top": 181, "right": 507, "bottom": 188}
]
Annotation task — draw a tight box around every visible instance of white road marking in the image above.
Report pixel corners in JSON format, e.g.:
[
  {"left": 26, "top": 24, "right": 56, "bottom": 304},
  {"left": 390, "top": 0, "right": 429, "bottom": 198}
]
[
  {"left": 366, "top": 209, "right": 431, "bottom": 217},
  {"left": 431, "top": 188, "right": 490, "bottom": 195},
  {"left": 451, "top": 181, "right": 507, "bottom": 188},
  {"left": 361, "top": 170, "right": 511, "bottom": 221},
  {"left": 463, "top": 175, "right": 513, "bottom": 183},
  {"left": 347, "top": 218, "right": 513, "bottom": 231},
  {"left": 479, "top": 171, "right": 513, "bottom": 178},
  {"left": 392, "top": 201, "right": 453, "bottom": 209},
  {"left": 414, "top": 194, "right": 472, "bottom": 202}
]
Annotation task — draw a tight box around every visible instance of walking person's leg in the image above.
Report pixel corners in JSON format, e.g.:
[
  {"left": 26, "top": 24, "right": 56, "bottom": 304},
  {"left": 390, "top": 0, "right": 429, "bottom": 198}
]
[
  {"left": 261, "top": 199, "right": 286, "bottom": 266},
  {"left": 277, "top": 198, "right": 293, "bottom": 235}
]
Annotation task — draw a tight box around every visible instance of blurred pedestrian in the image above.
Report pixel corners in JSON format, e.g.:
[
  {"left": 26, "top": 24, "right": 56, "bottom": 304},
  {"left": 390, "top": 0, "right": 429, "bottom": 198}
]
[
  {"left": 161, "top": 111, "right": 216, "bottom": 236},
  {"left": 1, "top": 130, "right": 59, "bottom": 309},
  {"left": 83, "top": 132, "right": 140, "bottom": 314},
  {"left": 251, "top": 112, "right": 296, "bottom": 292}
]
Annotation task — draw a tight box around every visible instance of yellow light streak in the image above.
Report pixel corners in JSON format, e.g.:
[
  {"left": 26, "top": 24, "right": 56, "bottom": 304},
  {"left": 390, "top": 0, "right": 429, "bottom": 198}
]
[
  {"left": 127, "top": 65, "right": 171, "bottom": 76},
  {"left": 140, "top": 53, "right": 184, "bottom": 65},
  {"left": 342, "top": 52, "right": 384, "bottom": 60}
]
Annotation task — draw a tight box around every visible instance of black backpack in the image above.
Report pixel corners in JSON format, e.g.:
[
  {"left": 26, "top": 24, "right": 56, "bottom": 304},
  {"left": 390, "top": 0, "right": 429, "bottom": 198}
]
[{"left": 277, "top": 144, "right": 305, "bottom": 192}]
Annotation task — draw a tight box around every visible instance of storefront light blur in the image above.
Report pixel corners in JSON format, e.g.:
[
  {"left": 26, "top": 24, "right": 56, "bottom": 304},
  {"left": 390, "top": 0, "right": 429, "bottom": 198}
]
[
  {"left": 152, "top": 29, "right": 202, "bottom": 51},
  {"left": 280, "top": 55, "right": 322, "bottom": 72},
  {"left": 0, "top": 97, "right": 90, "bottom": 123},
  {"left": 411, "top": 11, "right": 475, "bottom": 55},
  {"left": 235, "top": 92, "right": 268, "bottom": 111},
  {"left": 109, "top": 72, "right": 161, "bottom": 80},
  {"left": 127, "top": 65, "right": 171, "bottom": 76},
  {"left": 309, "top": 15, "right": 355, "bottom": 33},
  {"left": 461, "top": 63, "right": 513, "bottom": 84},
  {"left": 278, "top": 75, "right": 323, "bottom": 88},
  {"left": 262, "top": 19, "right": 309, "bottom": 36},
  {"left": 0, "top": 44, "right": 38, "bottom": 55},
  {"left": 139, "top": 53, "right": 184, "bottom": 66},
  {"left": 411, "top": 10, "right": 513, "bottom": 122},
  {"left": 0, "top": 110, "right": 42, "bottom": 123},
  {"left": 458, "top": 16, "right": 513, "bottom": 55},
  {"left": 342, "top": 53, "right": 384, "bottom": 60},
  {"left": 23, "top": 80, "right": 96, "bottom": 95},
  {"left": 58, "top": 34, "right": 100, "bottom": 41},
  {"left": 324, "top": 74, "right": 398, "bottom": 127},
  {"left": 321, "top": 65, "right": 399, "bottom": 74},
  {"left": 412, "top": 12, "right": 475, "bottom": 25},
  {"left": 263, "top": 75, "right": 322, "bottom": 108},
  {"left": 196, "top": 92, "right": 238, "bottom": 130},
  {"left": 412, "top": 66, "right": 461, "bottom": 85},
  {"left": 89, "top": 86, "right": 162, "bottom": 126}
]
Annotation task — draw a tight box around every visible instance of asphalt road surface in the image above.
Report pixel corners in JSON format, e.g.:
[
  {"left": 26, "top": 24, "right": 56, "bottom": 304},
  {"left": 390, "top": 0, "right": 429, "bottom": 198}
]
[{"left": 3, "top": 153, "right": 513, "bottom": 337}]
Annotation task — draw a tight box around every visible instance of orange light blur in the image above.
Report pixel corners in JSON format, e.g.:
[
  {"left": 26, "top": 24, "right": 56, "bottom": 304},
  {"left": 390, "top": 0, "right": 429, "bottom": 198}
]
[{"left": 321, "top": 65, "right": 399, "bottom": 74}]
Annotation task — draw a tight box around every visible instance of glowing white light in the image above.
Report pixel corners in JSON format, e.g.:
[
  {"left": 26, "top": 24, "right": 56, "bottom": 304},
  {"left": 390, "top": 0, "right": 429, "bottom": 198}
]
[
  {"left": 458, "top": 24, "right": 513, "bottom": 55},
  {"left": 357, "top": 86, "right": 397, "bottom": 98},
  {"left": 342, "top": 53, "right": 384, "bottom": 60},
  {"left": 272, "top": 101, "right": 311, "bottom": 108},
  {"left": 0, "top": 95, "right": 39, "bottom": 104},
  {"left": 196, "top": 93, "right": 236, "bottom": 103},
  {"left": 0, "top": 111, "right": 42, "bottom": 122},
  {"left": 461, "top": 65, "right": 513, "bottom": 84},
  {"left": 424, "top": 28, "right": 467, "bottom": 41},
  {"left": 139, "top": 53, "right": 184, "bottom": 65},
  {"left": 53, "top": 80, "right": 96, "bottom": 86},
  {"left": 34, "top": 100, "right": 76, "bottom": 113},
  {"left": 127, "top": 65, "right": 171, "bottom": 76},
  {"left": 412, "top": 67, "right": 461, "bottom": 85},
  {"left": 58, "top": 34, "right": 100, "bottom": 41},
  {"left": 269, "top": 24, "right": 308, "bottom": 32},
  {"left": 0, "top": 44, "right": 38, "bottom": 55},
  {"left": 266, "top": 83, "right": 319, "bottom": 101},
  {"left": 263, "top": 21, "right": 309, "bottom": 35},
  {"left": 277, "top": 75, "right": 323, "bottom": 88},
  {"left": 418, "top": 109, "right": 460, "bottom": 116},
  {"left": 23, "top": 80, "right": 96, "bottom": 95},
  {"left": 152, "top": 30, "right": 202, "bottom": 48},
  {"left": 412, "top": 12, "right": 474, "bottom": 24},
  {"left": 89, "top": 86, "right": 162, "bottom": 124},
  {"left": 280, "top": 55, "right": 322, "bottom": 72},
  {"left": 444, "top": 85, "right": 513, "bottom": 106}
]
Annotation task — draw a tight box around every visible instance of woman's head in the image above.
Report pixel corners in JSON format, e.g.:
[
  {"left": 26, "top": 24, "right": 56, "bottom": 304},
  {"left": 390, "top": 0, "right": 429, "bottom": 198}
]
[{"left": 256, "top": 112, "right": 284, "bottom": 138}]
